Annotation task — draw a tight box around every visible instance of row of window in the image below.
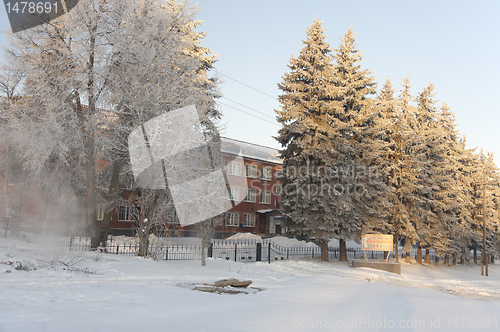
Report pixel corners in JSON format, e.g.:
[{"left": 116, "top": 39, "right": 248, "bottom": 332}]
[
  {"left": 227, "top": 188, "right": 271, "bottom": 204},
  {"left": 97, "top": 204, "right": 137, "bottom": 222},
  {"left": 228, "top": 162, "right": 273, "bottom": 180},
  {"left": 224, "top": 212, "right": 255, "bottom": 227},
  {"left": 98, "top": 206, "right": 259, "bottom": 227}
]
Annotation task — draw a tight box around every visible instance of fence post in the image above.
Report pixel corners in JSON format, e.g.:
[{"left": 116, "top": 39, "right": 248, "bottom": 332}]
[
  {"left": 165, "top": 246, "right": 168, "bottom": 260},
  {"left": 234, "top": 243, "right": 237, "bottom": 262},
  {"left": 256, "top": 242, "right": 262, "bottom": 261},
  {"left": 208, "top": 243, "right": 213, "bottom": 258},
  {"left": 287, "top": 248, "right": 289, "bottom": 260},
  {"left": 312, "top": 248, "right": 314, "bottom": 259},
  {"left": 268, "top": 242, "right": 271, "bottom": 264},
  {"left": 116, "top": 245, "right": 119, "bottom": 255}
]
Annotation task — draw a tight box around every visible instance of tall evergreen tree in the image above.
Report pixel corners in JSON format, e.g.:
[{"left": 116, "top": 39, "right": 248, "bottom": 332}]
[
  {"left": 276, "top": 18, "right": 338, "bottom": 261},
  {"left": 329, "top": 28, "right": 391, "bottom": 260},
  {"left": 414, "top": 84, "right": 458, "bottom": 262},
  {"left": 378, "top": 77, "right": 421, "bottom": 262},
  {"left": 437, "top": 104, "right": 475, "bottom": 264},
  {"left": 472, "top": 152, "right": 500, "bottom": 261}
]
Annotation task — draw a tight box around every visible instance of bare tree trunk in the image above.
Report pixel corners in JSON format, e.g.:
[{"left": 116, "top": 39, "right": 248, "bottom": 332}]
[
  {"left": 87, "top": 134, "right": 98, "bottom": 249},
  {"left": 425, "top": 249, "right": 430, "bottom": 264},
  {"left": 417, "top": 244, "right": 422, "bottom": 264},
  {"left": 138, "top": 229, "right": 149, "bottom": 257},
  {"left": 473, "top": 247, "right": 477, "bottom": 264},
  {"left": 435, "top": 255, "right": 439, "bottom": 265},
  {"left": 444, "top": 254, "right": 450, "bottom": 266},
  {"left": 99, "top": 160, "right": 122, "bottom": 247},
  {"left": 405, "top": 252, "right": 411, "bottom": 263},
  {"left": 84, "top": 24, "right": 98, "bottom": 249},
  {"left": 13, "top": 184, "right": 24, "bottom": 236},
  {"left": 3, "top": 144, "right": 13, "bottom": 237},
  {"left": 452, "top": 253, "right": 457, "bottom": 265},
  {"left": 460, "top": 255, "right": 464, "bottom": 265},
  {"left": 339, "top": 239, "right": 347, "bottom": 261},
  {"left": 394, "top": 238, "right": 399, "bottom": 263},
  {"left": 201, "top": 245, "right": 206, "bottom": 266},
  {"left": 197, "top": 217, "right": 216, "bottom": 266},
  {"left": 321, "top": 240, "right": 329, "bottom": 262}
]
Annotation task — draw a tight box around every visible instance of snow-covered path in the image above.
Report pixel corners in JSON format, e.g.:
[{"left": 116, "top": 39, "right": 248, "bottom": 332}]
[{"left": 1, "top": 238, "right": 499, "bottom": 332}]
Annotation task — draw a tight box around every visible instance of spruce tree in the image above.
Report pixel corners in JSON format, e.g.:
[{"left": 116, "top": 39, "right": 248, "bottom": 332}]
[
  {"left": 276, "top": 18, "right": 337, "bottom": 261},
  {"left": 378, "top": 77, "right": 421, "bottom": 263},
  {"left": 472, "top": 152, "right": 500, "bottom": 261},
  {"left": 414, "top": 84, "right": 458, "bottom": 262},
  {"left": 437, "top": 104, "right": 475, "bottom": 264},
  {"left": 329, "top": 28, "right": 391, "bottom": 261}
]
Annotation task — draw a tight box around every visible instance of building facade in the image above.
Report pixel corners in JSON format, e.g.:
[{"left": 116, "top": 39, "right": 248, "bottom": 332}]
[{"left": 105, "top": 137, "right": 283, "bottom": 238}]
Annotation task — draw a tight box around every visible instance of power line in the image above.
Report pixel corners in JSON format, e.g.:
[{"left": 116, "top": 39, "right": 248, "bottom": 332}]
[
  {"left": 218, "top": 73, "right": 368, "bottom": 153},
  {"left": 218, "top": 99, "right": 362, "bottom": 153},
  {"left": 217, "top": 72, "right": 278, "bottom": 100},
  {"left": 221, "top": 96, "right": 277, "bottom": 121},
  {"left": 218, "top": 72, "right": 341, "bottom": 125},
  {"left": 217, "top": 101, "right": 280, "bottom": 127}
]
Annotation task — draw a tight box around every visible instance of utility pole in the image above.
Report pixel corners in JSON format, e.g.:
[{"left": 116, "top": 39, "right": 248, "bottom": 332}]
[
  {"left": 482, "top": 166, "right": 488, "bottom": 276},
  {"left": 479, "top": 158, "right": 488, "bottom": 277}
]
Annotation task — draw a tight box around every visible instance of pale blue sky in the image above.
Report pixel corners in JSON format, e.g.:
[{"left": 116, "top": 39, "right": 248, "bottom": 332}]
[
  {"left": 194, "top": 0, "right": 500, "bottom": 159},
  {"left": 1, "top": 0, "right": 499, "bottom": 160}
]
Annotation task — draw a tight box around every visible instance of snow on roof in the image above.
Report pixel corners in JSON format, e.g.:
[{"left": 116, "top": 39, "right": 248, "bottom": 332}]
[{"left": 221, "top": 137, "right": 282, "bottom": 164}]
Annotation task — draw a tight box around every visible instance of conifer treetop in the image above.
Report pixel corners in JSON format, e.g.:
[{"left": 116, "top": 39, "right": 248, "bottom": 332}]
[{"left": 333, "top": 27, "right": 376, "bottom": 112}]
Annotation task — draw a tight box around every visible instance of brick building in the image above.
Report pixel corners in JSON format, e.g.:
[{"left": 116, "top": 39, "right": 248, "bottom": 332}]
[
  {"left": 1, "top": 137, "right": 283, "bottom": 238},
  {"left": 102, "top": 137, "right": 283, "bottom": 238}
]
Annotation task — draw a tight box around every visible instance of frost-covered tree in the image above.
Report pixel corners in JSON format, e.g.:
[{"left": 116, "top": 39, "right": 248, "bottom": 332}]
[
  {"left": 329, "top": 28, "right": 391, "bottom": 261},
  {"left": 3, "top": 0, "right": 220, "bottom": 248},
  {"left": 377, "top": 76, "right": 421, "bottom": 262},
  {"left": 470, "top": 152, "right": 500, "bottom": 263},
  {"left": 95, "top": 0, "right": 221, "bottom": 247},
  {"left": 412, "top": 84, "right": 462, "bottom": 263},
  {"left": 276, "top": 18, "right": 338, "bottom": 261},
  {"left": 435, "top": 104, "right": 477, "bottom": 264},
  {"left": 277, "top": 23, "right": 390, "bottom": 262}
]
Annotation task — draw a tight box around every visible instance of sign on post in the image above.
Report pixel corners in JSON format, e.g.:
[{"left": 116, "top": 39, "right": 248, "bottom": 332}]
[{"left": 361, "top": 234, "right": 393, "bottom": 251}]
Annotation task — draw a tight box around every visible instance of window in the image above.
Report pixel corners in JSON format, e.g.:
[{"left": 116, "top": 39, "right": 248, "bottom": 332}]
[
  {"left": 167, "top": 207, "right": 179, "bottom": 224},
  {"left": 96, "top": 204, "right": 106, "bottom": 220},
  {"left": 260, "top": 191, "right": 271, "bottom": 204},
  {"left": 227, "top": 187, "right": 239, "bottom": 201},
  {"left": 243, "top": 214, "right": 255, "bottom": 227},
  {"left": 228, "top": 162, "right": 241, "bottom": 176},
  {"left": 261, "top": 167, "right": 272, "bottom": 180},
  {"left": 244, "top": 189, "right": 256, "bottom": 202},
  {"left": 118, "top": 206, "right": 135, "bottom": 221},
  {"left": 245, "top": 164, "right": 258, "bottom": 178},
  {"left": 226, "top": 212, "right": 240, "bottom": 226}
]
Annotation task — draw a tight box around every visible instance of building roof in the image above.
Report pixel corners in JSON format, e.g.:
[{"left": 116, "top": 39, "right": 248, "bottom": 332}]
[{"left": 221, "top": 137, "right": 282, "bottom": 164}]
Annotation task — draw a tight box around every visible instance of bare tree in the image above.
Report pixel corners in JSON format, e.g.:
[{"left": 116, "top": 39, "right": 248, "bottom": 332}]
[{"left": 2, "top": 0, "right": 220, "bottom": 247}]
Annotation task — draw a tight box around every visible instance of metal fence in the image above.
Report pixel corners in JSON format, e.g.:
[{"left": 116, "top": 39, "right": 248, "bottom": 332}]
[{"left": 7, "top": 231, "right": 490, "bottom": 264}]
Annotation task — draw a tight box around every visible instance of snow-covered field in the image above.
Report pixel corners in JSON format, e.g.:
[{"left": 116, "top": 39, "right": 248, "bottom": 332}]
[{"left": 1, "top": 237, "right": 499, "bottom": 332}]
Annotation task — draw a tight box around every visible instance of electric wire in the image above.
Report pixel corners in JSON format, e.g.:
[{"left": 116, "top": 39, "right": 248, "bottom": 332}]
[{"left": 217, "top": 73, "right": 369, "bottom": 153}]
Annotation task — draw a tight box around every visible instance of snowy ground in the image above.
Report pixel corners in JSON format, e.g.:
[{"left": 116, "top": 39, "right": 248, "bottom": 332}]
[{"left": 1, "top": 237, "right": 499, "bottom": 332}]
